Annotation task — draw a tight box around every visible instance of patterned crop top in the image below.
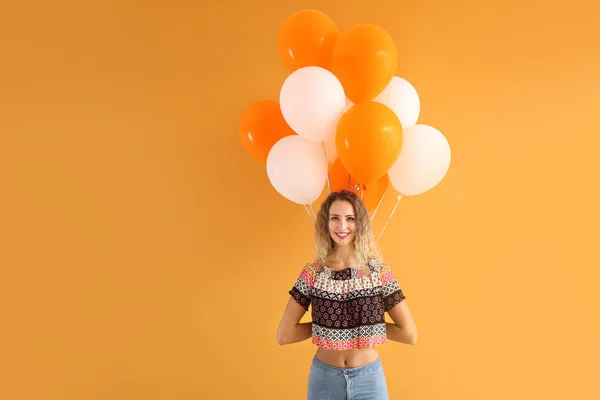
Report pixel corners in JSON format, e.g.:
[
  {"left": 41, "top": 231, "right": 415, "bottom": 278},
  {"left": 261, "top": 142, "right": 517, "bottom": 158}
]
[{"left": 288, "top": 258, "right": 405, "bottom": 351}]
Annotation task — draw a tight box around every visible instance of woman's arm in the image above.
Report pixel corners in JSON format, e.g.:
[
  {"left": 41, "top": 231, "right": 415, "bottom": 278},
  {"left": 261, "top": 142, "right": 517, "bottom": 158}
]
[
  {"left": 276, "top": 297, "right": 313, "bottom": 345},
  {"left": 386, "top": 300, "right": 418, "bottom": 345}
]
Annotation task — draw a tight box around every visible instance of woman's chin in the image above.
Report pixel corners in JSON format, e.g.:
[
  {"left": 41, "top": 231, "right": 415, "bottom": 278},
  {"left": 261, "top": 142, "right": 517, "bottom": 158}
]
[{"left": 332, "top": 238, "right": 354, "bottom": 247}]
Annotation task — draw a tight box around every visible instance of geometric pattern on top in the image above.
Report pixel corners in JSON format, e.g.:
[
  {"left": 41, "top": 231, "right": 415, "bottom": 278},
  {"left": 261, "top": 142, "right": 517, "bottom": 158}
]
[{"left": 288, "top": 258, "right": 406, "bottom": 351}]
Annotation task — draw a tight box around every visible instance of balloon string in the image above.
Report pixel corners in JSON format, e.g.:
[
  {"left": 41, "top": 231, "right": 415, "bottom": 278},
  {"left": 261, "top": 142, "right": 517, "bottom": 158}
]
[
  {"left": 347, "top": 175, "right": 351, "bottom": 190},
  {"left": 322, "top": 142, "right": 332, "bottom": 194},
  {"left": 303, "top": 204, "right": 314, "bottom": 221},
  {"left": 309, "top": 204, "right": 316, "bottom": 219},
  {"left": 376, "top": 194, "right": 403, "bottom": 242},
  {"left": 370, "top": 185, "right": 388, "bottom": 222}
]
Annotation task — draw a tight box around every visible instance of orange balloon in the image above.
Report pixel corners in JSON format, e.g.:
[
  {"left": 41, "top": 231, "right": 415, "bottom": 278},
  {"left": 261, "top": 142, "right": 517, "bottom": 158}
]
[
  {"left": 331, "top": 24, "right": 398, "bottom": 103},
  {"left": 330, "top": 159, "right": 389, "bottom": 211},
  {"left": 278, "top": 9, "right": 340, "bottom": 72},
  {"left": 336, "top": 101, "right": 403, "bottom": 184},
  {"left": 238, "top": 100, "right": 296, "bottom": 164},
  {"left": 330, "top": 159, "right": 352, "bottom": 192}
]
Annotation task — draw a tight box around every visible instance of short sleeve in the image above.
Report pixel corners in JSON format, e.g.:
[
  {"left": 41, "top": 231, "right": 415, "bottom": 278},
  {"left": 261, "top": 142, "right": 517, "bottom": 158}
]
[
  {"left": 380, "top": 263, "right": 406, "bottom": 312},
  {"left": 288, "top": 263, "right": 317, "bottom": 311}
]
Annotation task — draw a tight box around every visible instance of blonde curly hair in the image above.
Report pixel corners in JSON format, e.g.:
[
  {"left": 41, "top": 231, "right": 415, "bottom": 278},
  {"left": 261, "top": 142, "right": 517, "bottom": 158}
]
[{"left": 314, "top": 190, "right": 381, "bottom": 266}]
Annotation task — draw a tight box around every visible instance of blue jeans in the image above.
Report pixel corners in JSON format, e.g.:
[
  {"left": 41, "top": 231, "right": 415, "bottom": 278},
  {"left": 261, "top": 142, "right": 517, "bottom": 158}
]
[{"left": 307, "top": 356, "right": 390, "bottom": 400}]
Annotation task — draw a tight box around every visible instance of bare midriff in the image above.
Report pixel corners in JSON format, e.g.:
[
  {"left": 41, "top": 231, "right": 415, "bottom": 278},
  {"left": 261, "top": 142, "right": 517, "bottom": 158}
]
[{"left": 315, "top": 346, "right": 380, "bottom": 368}]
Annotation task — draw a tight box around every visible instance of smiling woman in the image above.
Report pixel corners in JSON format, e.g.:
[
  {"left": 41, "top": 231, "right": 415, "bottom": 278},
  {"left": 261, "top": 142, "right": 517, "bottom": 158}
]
[{"left": 276, "top": 190, "right": 418, "bottom": 399}]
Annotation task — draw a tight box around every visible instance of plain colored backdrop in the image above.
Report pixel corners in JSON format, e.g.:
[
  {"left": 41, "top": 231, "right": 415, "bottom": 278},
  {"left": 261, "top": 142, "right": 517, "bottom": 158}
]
[{"left": 1, "top": 0, "right": 599, "bottom": 399}]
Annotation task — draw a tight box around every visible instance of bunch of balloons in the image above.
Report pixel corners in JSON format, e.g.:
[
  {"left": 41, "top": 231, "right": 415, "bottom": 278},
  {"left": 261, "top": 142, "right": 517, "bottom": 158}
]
[{"left": 238, "top": 9, "right": 451, "bottom": 213}]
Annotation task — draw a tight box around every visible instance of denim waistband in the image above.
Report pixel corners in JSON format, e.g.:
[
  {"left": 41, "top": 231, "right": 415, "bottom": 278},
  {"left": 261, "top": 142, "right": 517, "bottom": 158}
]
[{"left": 311, "top": 356, "right": 383, "bottom": 378}]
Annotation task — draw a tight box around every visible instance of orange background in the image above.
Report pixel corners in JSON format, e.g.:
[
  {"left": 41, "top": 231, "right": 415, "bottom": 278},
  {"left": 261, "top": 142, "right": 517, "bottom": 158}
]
[{"left": 1, "top": 1, "right": 599, "bottom": 399}]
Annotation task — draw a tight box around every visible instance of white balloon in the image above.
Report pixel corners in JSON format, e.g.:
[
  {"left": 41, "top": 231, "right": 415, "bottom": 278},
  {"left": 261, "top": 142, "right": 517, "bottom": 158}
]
[
  {"left": 388, "top": 124, "right": 451, "bottom": 196},
  {"left": 280, "top": 66, "right": 347, "bottom": 143},
  {"left": 266, "top": 135, "right": 328, "bottom": 204},
  {"left": 374, "top": 77, "right": 420, "bottom": 128}
]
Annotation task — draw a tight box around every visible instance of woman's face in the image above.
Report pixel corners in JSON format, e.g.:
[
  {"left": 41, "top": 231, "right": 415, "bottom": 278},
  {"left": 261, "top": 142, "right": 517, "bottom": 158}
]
[{"left": 328, "top": 200, "right": 357, "bottom": 247}]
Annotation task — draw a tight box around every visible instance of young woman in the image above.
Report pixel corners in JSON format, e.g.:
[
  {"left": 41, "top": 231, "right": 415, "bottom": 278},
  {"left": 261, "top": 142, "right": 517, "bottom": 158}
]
[{"left": 277, "top": 190, "right": 418, "bottom": 399}]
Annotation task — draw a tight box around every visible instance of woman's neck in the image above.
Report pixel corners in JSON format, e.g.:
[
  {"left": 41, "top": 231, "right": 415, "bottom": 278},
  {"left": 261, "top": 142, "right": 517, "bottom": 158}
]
[{"left": 328, "top": 245, "right": 357, "bottom": 267}]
